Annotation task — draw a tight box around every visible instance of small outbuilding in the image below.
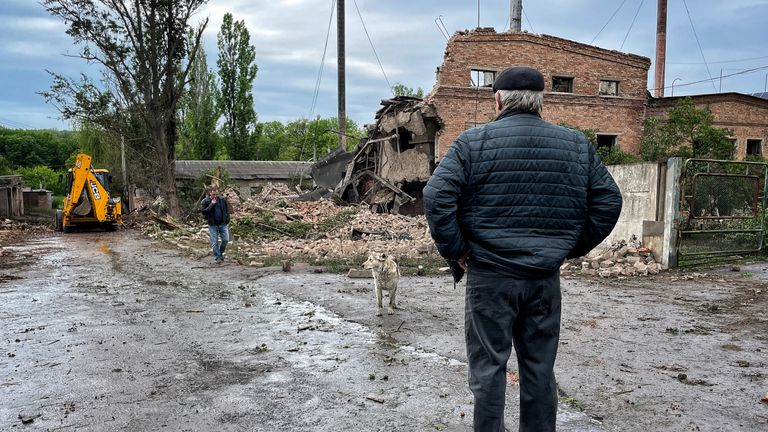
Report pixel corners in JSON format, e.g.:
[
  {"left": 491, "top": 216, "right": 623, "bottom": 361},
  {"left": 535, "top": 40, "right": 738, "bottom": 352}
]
[
  {"left": 175, "top": 160, "right": 313, "bottom": 197},
  {"left": 22, "top": 188, "right": 53, "bottom": 210},
  {"left": 0, "top": 175, "right": 24, "bottom": 218}
]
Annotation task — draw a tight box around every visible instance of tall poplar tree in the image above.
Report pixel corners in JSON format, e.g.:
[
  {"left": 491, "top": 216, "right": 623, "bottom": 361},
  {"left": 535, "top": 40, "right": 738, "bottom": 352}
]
[
  {"left": 217, "top": 13, "right": 258, "bottom": 160},
  {"left": 41, "top": 0, "right": 209, "bottom": 217},
  {"left": 179, "top": 32, "right": 220, "bottom": 160}
]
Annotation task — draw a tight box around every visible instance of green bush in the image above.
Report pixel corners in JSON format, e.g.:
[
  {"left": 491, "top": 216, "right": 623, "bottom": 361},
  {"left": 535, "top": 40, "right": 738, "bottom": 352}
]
[{"left": 14, "top": 166, "right": 66, "bottom": 195}]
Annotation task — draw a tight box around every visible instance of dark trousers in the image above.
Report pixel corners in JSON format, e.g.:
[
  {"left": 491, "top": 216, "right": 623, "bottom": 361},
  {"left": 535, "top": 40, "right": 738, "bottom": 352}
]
[{"left": 465, "top": 270, "right": 561, "bottom": 432}]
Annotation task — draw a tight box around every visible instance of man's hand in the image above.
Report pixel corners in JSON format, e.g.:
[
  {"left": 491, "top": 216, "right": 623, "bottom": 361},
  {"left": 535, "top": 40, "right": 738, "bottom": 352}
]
[
  {"left": 211, "top": 197, "right": 218, "bottom": 204},
  {"left": 458, "top": 250, "right": 470, "bottom": 271}
]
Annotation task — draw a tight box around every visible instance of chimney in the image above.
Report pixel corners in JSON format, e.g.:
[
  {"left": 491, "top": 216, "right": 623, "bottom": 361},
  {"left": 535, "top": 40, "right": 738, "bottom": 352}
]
[
  {"left": 654, "top": 0, "right": 668, "bottom": 98},
  {"left": 510, "top": 0, "right": 522, "bottom": 32}
]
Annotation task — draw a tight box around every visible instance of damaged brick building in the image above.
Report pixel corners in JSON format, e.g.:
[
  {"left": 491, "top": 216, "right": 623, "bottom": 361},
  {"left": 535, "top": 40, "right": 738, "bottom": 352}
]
[
  {"left": 315, "top": 27, "right": 768, "bottom": 215},
  {"left": 426, "top": 28, "right": 652, "bottom": 158},
  {"left": 425, "top": 27, "right": 768, "bottom": 161}
]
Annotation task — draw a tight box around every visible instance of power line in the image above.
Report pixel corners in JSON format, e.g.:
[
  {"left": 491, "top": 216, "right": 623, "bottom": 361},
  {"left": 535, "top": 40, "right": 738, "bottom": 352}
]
[
  {"left": 307, "top": 0, "right": 336, "bottom": 120},
  {"left": 590, "top": 0, "right": 629, "bottom": 45},
  {"left": 620, "top": 0, "right": 645, "bottom": 51},
  {"left": 298, "top": 0, "right": 336, "bottom": 164},
  {"left": 668, "top": 55, "right": 768, "bottom": 65},
  {"left": 682, "top": 0, "right": 717, "bottom": 93},
  {"left": 352, "top": 0, "right": 393, "bottom": 95},
  {"left": 522, "top": 9, "right": 535, "bottom": 33},
  {"left": 0, "top": 117, "right": 38, "bottom": 129},
  {"left": 649, "top": 64, "right": 768, "bottom": 92}
]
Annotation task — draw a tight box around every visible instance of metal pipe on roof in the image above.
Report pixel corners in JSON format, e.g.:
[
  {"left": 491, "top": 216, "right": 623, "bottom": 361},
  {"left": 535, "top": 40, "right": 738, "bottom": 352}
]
[{"left": 654, "top": 0, "right": 668, "bottom": 98}]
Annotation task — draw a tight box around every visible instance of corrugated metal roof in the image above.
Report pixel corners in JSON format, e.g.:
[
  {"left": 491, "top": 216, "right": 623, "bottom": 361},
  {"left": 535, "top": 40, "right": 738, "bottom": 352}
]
[
  {"left": 175, "top": 160, "right": 312, "bottom": 180},
  {"left": 752, "top": 92, "right": 768, "bottom": 100}
]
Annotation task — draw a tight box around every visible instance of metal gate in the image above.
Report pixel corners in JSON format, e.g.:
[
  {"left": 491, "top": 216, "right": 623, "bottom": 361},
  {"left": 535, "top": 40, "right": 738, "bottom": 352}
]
[{"left": 676, "top": 158, "right": 768, "bottom": 266}]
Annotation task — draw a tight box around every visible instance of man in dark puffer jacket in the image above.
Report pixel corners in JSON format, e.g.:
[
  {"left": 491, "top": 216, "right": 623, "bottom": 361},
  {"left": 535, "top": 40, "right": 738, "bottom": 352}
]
[{"left": 423, "top": 66, "right": 622, "bottom": 432}]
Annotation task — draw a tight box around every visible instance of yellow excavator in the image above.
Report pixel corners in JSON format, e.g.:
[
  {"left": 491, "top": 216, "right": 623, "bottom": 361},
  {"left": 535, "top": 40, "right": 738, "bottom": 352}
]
[{"left": 56, "top": 153, "right": 122, "bottom": 232}]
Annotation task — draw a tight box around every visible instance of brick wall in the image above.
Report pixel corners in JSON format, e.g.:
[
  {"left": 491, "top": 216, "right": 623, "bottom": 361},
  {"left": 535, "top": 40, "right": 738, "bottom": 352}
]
[
  {"left": 428, "top": 28, "right": 651, "bottom": 159},
  {"left": 646, "top": 94, "right": 768, "bottom": 159}
]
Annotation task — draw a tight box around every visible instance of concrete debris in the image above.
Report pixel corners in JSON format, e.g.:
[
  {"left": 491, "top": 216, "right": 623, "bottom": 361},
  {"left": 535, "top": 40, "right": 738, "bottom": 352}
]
[
  {"left": 310, "top": 96, "right": 440, "bottom": 215},
  {"left": 568, "top": 245, "right": 664, "bottom": 278},
  {"left": 138, "top": 185, "right": 667, "bottom": 280}
]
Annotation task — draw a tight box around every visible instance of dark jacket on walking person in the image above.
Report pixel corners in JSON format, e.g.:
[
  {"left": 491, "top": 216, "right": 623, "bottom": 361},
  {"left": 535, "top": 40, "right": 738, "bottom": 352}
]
[
  {"left": 423, "top": 66, "right": 622, "bottom": 432},
  {"left": 201, "top": 191, "right": 230, "bottom": 226},
  {"left": 201, "top": 188, "right": 231, "bottom": 263}
]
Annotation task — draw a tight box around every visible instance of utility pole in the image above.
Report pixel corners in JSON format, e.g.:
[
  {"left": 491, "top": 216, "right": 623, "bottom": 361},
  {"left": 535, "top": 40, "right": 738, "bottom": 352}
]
[
  {"left": 510, "top": 0, "right": 522, "bottom": 32},
  {"left": 654, "top": 0, "right": 668, "bottom": 98},
  {"left": 120, "top": 134, "right": 129, "bottom": 212},
  {"left": 337, "top": 0, "right": 347, "bottom": 149}
]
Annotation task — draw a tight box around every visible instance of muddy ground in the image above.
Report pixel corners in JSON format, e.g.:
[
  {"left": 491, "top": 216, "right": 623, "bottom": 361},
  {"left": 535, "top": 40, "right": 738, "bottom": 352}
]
[{"left": 1, "top": 230, "right": 767, "bottom": 431}]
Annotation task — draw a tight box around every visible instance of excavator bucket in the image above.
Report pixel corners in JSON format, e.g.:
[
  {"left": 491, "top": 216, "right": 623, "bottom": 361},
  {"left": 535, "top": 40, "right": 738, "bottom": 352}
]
[{"left": 72, "top": 194, "right": 92, "bottom": 216}]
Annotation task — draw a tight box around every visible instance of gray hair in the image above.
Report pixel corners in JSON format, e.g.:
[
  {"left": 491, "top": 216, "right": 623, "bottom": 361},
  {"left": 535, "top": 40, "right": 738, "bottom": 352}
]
[{"left": 497, "top": 89, "right": 543, "bottom": 114}]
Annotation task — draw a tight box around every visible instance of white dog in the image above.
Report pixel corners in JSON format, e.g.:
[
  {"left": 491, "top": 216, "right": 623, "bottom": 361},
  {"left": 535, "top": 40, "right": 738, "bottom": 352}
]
[{"left": 362, "top": 253, "right": 400, "bottom": 316}]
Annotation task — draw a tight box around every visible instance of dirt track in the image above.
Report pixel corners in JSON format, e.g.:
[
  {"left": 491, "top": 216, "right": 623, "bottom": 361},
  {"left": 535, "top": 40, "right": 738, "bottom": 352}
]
[{"left": 1, "top": 230, "right": 767, "bottom": 431}]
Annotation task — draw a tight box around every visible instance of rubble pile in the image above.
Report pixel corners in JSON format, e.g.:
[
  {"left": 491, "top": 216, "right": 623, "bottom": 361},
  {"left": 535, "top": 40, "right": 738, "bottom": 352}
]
[
  {"left": 563, "top": 245, "right": 662, "bottom": 278},
  {"left": 0, "top": 218, "right": 53, "bottom": 246},
  {"left": 255, "top": 210, "right": 435, "bottom": 260},
  {"left": 139, "top": 184, "right": 666, "bottom": 278}
]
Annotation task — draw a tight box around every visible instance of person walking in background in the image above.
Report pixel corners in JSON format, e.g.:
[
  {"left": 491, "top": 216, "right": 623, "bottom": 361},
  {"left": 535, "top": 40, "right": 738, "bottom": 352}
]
[
  {"left": 423, "top": 66, "right": 623, "bottom": 432},
  {"left": 200, "top": 187, "right": 230, "bottom": 263}
]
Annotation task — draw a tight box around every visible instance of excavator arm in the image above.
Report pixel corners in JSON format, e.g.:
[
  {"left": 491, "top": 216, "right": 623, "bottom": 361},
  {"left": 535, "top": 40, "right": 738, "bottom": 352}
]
[{"left": 59, "top": 153, "right": 121, "bottom": 231}]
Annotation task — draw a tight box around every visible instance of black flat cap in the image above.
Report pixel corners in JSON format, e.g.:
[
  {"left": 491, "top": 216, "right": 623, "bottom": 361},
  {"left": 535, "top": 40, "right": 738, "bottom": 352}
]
[{"left": 492, "top": 66, "right": 545, "bottom": 92}]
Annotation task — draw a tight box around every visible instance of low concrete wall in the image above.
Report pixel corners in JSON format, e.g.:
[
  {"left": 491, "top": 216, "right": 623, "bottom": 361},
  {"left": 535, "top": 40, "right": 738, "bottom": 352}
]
[{"left": 593, "top": 162, "right": 662, "bottom": 254}]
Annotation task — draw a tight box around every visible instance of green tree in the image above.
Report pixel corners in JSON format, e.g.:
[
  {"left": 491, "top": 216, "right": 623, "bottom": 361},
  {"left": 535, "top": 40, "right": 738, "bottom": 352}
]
[
  {"left": 262, "top": 117, "right": 362, "bottom": 161},
  {"left": 179, "top": 31, "right": 220, "bottom": 160},
  {"left": 640, "top": 98, "right": 734, "bottom": 161},
  {"left": 392, "top": 82, "right": 425, "bottom": 98},
  {"left": 41, "top": 0, "right": 209, "bottom": 217},
  {"left": 560, "top": 123, "right": 639, "bottom": 165},
  {"left": 14, "top": 166, "right": 66, "bottom": 195},
  {"left": 0, "top": 128, "right": 78, "bottom": 169},
  {"left": 217, "top": 13, "right": 258, "bottom": 160}
]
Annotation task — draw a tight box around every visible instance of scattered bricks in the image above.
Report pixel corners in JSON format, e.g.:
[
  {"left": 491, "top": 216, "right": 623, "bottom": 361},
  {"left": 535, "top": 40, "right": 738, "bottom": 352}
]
[
  {"left": 622, "top": 267, "right": 638, "bottom": 276},
  {"left": 648, "top": 263, "right": 660, "bottom": 275},
  {"left": 582, "top": 268, "right": 598, "bottom": 276},
  {"left": 626, "top": 256, "right": 642, "bottom": 265},
  {"left": 581, "top": 261, "right": 590, "bottom": 270},
  {"left": 560, "top": 262, "right": 572, "bottom": 271},
  {"left": 616, "top": 246, "right": 629, "bottom": 258},
  {"left": 249, "top": 261, "right": 266, "bottom": 268},
  {"left": 600, "top": 260, "right": 614, "bottom": 268},
  {"left": 591, "top": 261, "right": 601, "bottom": 270},
  {"left": 626, "top": 247, "right": 638, "bottom": 255},
  {"left": 633, "top": 261, "right": 648, "bottom": 272},
  {"left": 601, "top": 252, "right": 614, "bottom": 261},
  {"left": 599, "top": 269, "right": 613, "bottom": 278}
]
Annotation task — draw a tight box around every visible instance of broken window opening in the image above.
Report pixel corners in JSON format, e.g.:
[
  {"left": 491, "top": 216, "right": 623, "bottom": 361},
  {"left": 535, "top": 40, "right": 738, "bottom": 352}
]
[
  {"left": 596, "top": 134, "right": 618, "bottom": 150},
  {"left": 746, "top": 139, "right": 762, "bottom": 157},
  {"left": 552, "top": 76, "right": 574, "bottom": 93},
  {"left": 599, "top": 80, "right": 619, "bottom": 96},
  {"left": 470, "top": 69, "right": 496, "bottom": 88},
  {"left": 396, "top": 128, "right": 415, "bottom": 151}
]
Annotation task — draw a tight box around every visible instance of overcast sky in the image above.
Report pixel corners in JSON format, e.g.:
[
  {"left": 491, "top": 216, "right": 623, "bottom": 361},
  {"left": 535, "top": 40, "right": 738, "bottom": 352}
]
[{"left": 0, "top": 0, "right": 766, "bottom": 130}]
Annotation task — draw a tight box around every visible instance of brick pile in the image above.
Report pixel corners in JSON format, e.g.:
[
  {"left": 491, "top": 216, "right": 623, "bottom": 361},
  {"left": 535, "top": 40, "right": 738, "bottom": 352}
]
[{"left": 563, "top": 245, "right": 662, "bottom": 278}]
